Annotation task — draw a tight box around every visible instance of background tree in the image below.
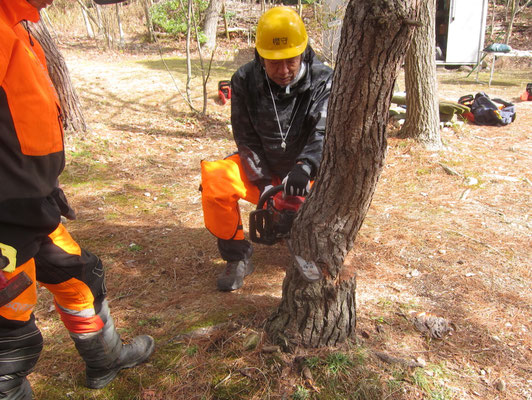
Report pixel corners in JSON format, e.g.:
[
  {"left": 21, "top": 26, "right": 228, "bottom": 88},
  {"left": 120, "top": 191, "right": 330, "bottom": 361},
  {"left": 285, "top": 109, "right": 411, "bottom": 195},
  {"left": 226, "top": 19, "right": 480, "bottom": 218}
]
[
  {"left": 141, "top": 0, "right": 155, "bottom": 42},
  {"left": 28, "top": 20, "right": 87, "bottom": 132},
  {"left": 265, "top": 0, "right": 421, "bottom": 349},
  {"left": 504, "top": 0, "right": 531, "bottom": 44},
  {"left": 397, "top": 0, "right": 441, "bottom": 149},
  {"left": 202, "top": 0, "right": 223, "bottom": 49}
]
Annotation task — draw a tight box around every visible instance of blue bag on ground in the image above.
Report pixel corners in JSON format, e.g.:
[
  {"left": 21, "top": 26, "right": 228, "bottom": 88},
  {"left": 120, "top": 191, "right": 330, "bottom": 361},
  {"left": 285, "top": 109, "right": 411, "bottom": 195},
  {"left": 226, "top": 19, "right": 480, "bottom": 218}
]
[{"left": 471, "top": 92, "right": 516, "bottom": 126}]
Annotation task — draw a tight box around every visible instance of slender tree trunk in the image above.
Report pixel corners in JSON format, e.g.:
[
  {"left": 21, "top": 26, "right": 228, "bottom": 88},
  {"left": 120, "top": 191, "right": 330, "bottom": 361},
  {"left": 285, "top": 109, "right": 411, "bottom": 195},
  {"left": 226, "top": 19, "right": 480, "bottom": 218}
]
[
  {"left": 185, "top": 0, "right": 193, "bottom": 106},
  {"left": 141, "top": 0, "right": 155, "bottom": 42},
  {"left": 398, "top": 0, "right": 441, "bottom": 149},
  {"left": 94, "top": 1, "right": 103, "bottom": 31},
  {"left": 222, "top": 1, "right": 230, "bottom": 40},
  {"left": 77, "top": 0, "right": 102, "bottom": 34},
  {"left": 29, "top": 20, "right": 87, "bottom": 132},
  {"left": 203, "top": 0, "right": 223, "bottom": 50},
  {"left": 265, "top": 0, "right": 421, "bottom": 349},
  {"left": 504, "top": 0, "right": 516, "bottom": 44},
  {"left": 489, "top": 0, "right": 495, "bottom": 40},
  {"left": 115, "top": 3, "right": 124, "bottom": 47},
  {"left": 81, "top": 4, "right": 95, "bottom": 38}
]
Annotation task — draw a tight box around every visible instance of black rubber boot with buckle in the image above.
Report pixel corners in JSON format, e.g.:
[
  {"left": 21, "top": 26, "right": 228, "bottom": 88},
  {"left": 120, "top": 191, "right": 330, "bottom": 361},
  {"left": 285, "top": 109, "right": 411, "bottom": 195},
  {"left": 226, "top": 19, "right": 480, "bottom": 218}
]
[{"left": 70, "top": 300, "right": 155, "bottom": 389}]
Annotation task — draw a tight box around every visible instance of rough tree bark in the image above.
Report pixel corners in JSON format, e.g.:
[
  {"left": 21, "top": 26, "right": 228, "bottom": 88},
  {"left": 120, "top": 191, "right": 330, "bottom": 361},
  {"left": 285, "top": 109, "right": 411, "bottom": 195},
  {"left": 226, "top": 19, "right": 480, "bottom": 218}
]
[
  {"left": 29, "top": 20, "right": 87, "bottom": 132},
  {"left": 202, "top": 0, "right": 223, "bottom": 50},
  {"left": 398, "top": 0, "right": 441, "bottom": 149},
  {"left": 265, "top": 0, "right": 421, "bottom": 349}
]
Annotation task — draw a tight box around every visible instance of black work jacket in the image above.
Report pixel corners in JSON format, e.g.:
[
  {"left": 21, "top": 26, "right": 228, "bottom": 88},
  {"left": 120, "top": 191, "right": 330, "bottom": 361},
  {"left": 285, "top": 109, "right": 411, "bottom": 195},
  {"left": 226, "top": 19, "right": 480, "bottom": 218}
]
[{"left": 230, "top": 47, "right": 333, "bottom": 188}]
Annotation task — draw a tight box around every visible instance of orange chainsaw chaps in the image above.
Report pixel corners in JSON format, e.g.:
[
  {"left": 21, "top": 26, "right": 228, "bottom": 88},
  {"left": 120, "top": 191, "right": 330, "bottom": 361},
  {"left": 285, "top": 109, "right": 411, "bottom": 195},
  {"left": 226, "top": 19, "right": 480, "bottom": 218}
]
[
  {"left": 201, "top": 154, "right": 261, "bottom": 240},
  {"left": 0, "top": 259, "right": 37, "bottom": 322}
]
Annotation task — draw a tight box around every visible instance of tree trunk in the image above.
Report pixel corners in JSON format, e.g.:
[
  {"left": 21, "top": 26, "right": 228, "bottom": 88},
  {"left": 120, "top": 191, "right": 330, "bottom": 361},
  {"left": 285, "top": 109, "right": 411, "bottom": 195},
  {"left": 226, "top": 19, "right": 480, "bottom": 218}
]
[
  {"left": 504, "top": 0, "right": 516, "bottom": 44},
  {"left": 81, "top": 4, "right": 95, "bottom": 38},
  {"left": 265, "top": 0, "right": 421, "bottom": 349},
  {"left": 398, "top": 0, "right": 441, "bottom": 150},
  {"left": 489, "top": 0, "right": 495, "bottom": 41},
  {"left": 29, "top": 20, "right": 87, "bottom": 133},
  {"left": 203, "top": 0, "right": 223, "bottom": 50},
  {"left": 115, "top": 3, "right": 124, "bottom": 47},
  {"left": 222, "top": 1, "right": 230, "bottom": 41},
  {"left": 141, "top": 0, "right": 155, "bottom": 42},
  {"left": 185, "top": 0, "right": 193, "bottom": 106}
]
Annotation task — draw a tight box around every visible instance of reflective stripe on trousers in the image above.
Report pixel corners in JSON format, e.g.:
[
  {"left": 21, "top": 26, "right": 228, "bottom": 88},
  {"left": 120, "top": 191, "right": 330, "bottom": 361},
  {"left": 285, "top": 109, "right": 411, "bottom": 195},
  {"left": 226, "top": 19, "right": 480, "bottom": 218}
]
[{"left": 0, "top": 223, "right": 107, "bottom": 391}]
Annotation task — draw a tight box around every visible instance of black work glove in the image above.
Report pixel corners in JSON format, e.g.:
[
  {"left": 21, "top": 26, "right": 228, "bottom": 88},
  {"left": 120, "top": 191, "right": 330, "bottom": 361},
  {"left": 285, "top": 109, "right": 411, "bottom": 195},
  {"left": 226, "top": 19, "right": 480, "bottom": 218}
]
[{"left": 282, "top": 163, "right": 311, "bottom": 196}]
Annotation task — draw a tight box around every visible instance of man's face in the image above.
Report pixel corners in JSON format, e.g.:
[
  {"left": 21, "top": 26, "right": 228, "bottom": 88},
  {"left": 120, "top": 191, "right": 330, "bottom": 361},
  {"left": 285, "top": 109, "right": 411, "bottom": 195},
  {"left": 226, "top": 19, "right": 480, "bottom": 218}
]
[
  {"left": 27, "top": 0, "right": 54, "bottom": 11},
  {"left": 263, "top": 55, "right": 302, "bottom": 87}
]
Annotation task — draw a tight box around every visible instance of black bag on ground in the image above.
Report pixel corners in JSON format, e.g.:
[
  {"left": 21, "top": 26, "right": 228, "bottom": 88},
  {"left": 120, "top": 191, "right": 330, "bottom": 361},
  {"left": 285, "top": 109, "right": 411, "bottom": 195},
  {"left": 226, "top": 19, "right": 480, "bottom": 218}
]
[{"left": 470, "top": 92, "right": 516, "bottom": 126}]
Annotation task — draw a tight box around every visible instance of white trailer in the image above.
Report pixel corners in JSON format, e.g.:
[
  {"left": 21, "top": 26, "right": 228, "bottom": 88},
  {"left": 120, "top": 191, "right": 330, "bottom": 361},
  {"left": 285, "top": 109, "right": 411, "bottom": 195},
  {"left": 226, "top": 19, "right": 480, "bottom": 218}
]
[
  {"left": 321, "top": 0, "right": 488, "bottom": 66},
  {"left": 436, "top": 0, "right": 488, "bottom": 65}
]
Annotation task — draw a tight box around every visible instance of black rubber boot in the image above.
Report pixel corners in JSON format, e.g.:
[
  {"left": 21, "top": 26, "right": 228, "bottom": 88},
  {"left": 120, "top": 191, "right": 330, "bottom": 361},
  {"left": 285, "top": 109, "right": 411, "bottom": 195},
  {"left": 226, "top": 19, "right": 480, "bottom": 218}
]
[
  {"left": 70, "top": 300, "right": 155, "bottom": 389},
  {"left": 216, "top": 243, "right": 254, "bottom": 291},
  {"left": 217, "top": 259, "right": 255, "bottom": 291},
  {"left": 0, "top": 379, "right": 32, "bottom": 400}
]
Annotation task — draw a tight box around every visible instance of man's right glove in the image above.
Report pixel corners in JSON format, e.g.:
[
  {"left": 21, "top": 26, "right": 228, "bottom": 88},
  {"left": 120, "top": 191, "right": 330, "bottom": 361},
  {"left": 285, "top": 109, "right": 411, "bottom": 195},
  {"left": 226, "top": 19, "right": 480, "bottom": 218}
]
[
  {"left": 0, "top": 243, "right": 17, "bottom": 273},
  {"left": 283, "top": 163, "right": 311, "bottom": 197}
]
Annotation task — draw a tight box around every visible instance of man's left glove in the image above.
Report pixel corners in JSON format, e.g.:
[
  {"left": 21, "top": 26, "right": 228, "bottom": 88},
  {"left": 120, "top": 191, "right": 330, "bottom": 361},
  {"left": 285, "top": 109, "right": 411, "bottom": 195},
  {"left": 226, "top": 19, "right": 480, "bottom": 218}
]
[
  {"left": 283, "top": 163, "right": 311, "bottom": 196},
  {"left": 0, "top": 243, "right": 17, "bottom": 273}
]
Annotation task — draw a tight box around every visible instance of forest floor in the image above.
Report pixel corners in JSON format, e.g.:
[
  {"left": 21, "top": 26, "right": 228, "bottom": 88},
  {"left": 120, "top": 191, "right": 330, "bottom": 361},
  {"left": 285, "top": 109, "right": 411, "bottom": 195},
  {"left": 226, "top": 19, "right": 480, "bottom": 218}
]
[{"left": 28, "top": 3, "right": 532, "bottom": 400}]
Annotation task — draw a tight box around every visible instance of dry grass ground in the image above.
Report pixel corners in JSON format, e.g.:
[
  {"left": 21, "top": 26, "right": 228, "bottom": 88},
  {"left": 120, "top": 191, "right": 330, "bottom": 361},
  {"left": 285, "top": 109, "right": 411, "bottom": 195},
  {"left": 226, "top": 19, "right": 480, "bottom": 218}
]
[{"left": 27, "top": 2, "right": 531, "bottom": 399}]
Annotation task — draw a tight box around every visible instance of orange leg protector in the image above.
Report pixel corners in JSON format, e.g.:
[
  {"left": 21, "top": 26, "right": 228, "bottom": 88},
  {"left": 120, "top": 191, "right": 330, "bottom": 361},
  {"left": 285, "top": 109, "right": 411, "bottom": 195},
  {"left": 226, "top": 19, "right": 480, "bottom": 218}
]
[
  {"left": 0, "top": 224, "right": 107, "bottom": 395},
  {"left": 201, "top": 154, "right": 262, "bottom": 241}
]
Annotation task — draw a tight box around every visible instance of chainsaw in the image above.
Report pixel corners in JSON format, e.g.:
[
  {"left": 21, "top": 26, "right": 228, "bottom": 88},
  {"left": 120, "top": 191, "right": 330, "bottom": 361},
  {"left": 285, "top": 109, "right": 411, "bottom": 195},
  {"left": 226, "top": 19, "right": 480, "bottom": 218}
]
[
  {"left": 249, "top": 185, "right": 304, "bottom": 245},
  {"left": 249, "top": 185, "right": 323, "bottom": 282}
]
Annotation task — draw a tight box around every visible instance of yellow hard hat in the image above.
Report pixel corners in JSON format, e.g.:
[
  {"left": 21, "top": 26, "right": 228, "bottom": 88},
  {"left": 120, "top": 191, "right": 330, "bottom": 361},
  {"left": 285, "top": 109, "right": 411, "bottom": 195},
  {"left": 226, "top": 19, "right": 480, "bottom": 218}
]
[{"left": 256, "top": 7, "right": 308, "bottom": 60}]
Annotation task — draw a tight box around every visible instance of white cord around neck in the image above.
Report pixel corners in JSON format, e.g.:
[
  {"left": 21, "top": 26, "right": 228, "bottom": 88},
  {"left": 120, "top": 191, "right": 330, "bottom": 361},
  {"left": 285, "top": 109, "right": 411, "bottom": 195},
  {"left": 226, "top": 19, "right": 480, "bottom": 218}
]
[{"left": 264, "top": 66, "right": 304, "bottom": 151}]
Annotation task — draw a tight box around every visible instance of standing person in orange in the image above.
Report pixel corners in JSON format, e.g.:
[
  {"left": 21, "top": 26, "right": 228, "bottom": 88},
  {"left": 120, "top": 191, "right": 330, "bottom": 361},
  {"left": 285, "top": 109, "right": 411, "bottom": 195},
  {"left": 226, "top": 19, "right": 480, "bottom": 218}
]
[
  {"left": 0, "top": 0, "right": 154, "bottom": 398},
  {"left": 201, "top": 7, "right": 333, "bottom": 292}
]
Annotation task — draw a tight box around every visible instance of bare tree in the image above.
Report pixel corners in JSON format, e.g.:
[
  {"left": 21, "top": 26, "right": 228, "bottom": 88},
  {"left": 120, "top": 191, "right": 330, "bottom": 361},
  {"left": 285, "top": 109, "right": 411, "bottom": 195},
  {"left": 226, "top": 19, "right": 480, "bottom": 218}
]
[
  {"left": 265, "top": 0, "right": 421, "bottom": 348},
  {"left": 28, "top": 20, "right": 87, "bottom": 132},
  {"left": 141, "top": 0, "right": 155, "bottom": 42},
  {"left": 503, "top": 0, "right": 531, "bottom": 44},
  {"left": 115, "top": 2, "right": 125, "bottom": 47},
  {"left": 397, "top": 0, "right": 441, "bottom": 149},
  {"left": 80, "top": 0, "right": 95, "bottom": 38},
  {"left": 185, "top": 0, "right": 193, "bottom": 106},
  {"left": 202, "top": 0, "right": 223, "bottom": 49}
]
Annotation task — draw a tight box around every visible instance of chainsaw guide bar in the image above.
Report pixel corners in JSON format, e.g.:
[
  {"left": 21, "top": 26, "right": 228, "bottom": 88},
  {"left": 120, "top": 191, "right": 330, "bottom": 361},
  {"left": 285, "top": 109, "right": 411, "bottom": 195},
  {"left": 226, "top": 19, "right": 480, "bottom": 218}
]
[
  {"left": 293, "top": 255, "right": 323, "bottom": 282},
  {"left": 287, "top": 240, "right": 323, "bottom": 282}
]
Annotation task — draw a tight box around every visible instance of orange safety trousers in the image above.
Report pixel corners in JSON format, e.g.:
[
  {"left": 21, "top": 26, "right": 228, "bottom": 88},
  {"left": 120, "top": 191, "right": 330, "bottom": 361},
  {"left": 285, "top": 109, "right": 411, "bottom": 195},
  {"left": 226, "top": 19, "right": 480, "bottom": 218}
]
[
  {"left": 0, "top": 223, "right": 105, "bottom": 334},
  {"left": 201, "top": 154, "right": 265, "bottom": 240}
]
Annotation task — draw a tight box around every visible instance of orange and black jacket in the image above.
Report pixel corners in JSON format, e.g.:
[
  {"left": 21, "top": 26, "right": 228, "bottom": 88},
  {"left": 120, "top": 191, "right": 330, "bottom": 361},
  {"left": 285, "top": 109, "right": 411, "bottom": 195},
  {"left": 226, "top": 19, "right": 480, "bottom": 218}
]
[{"left": 0, "top": 0, "right": 70, "bottom": 266}]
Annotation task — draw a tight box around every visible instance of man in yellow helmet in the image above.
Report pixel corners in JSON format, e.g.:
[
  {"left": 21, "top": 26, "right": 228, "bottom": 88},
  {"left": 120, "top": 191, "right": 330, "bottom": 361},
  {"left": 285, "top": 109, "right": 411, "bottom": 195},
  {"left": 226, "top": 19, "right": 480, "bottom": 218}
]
[{"left": 201, "top": 7, "right": 333, "bottom": 291}]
